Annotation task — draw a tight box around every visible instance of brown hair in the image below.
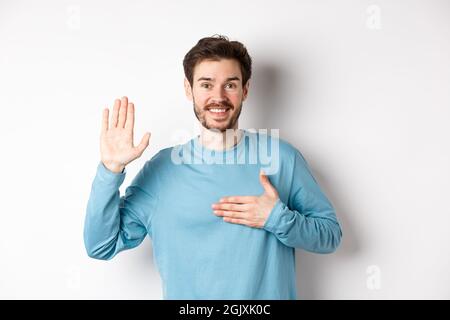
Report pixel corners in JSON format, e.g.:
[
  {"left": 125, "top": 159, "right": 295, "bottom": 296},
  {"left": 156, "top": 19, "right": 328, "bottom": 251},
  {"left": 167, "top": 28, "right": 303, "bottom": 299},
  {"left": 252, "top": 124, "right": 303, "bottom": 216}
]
[{"left": 183, "top": 34, "right": 252, "bottom": 88}]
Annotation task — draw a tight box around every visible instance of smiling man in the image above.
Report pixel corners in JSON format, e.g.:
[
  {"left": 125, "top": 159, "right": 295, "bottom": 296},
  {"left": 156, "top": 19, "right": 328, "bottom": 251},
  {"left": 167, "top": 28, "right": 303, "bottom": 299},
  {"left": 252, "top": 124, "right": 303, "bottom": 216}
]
[{"left": 83, "top": 35, "right": 342, "bottom": 299}]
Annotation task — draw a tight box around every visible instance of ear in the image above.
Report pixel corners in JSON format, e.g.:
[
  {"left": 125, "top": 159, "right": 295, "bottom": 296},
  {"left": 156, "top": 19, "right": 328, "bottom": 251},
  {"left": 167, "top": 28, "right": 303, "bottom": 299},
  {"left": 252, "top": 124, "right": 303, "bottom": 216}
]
[
  {"left": 184, "top": 78, "right": 193, "bottom": 101},
  {"left": 242, "top": 80, "right": 250, "bottom": 101}
]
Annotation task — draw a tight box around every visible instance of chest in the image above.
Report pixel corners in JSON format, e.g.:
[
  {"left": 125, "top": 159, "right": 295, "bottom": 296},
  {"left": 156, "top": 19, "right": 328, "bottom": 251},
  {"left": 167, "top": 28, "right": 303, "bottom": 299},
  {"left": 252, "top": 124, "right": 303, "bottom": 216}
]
[{"left": 153, "top": 164, "right": 263, "bottom": 233}]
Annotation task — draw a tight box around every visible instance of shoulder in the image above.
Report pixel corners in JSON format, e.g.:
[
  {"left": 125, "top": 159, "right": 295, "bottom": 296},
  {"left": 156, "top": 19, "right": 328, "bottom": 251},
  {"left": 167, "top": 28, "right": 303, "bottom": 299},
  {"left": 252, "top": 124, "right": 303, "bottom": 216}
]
[
  {"left": 131, "top": 146, "right": 174, "bottom": 190},
  {"left": 244, "top": 130, "right": 305, "bottom": 175},
  {"left": 142, "top": 146, "right": 174, "bottom": 171},
  {"left": 250, "top": 129, "right": 301, "bottom": 162}
]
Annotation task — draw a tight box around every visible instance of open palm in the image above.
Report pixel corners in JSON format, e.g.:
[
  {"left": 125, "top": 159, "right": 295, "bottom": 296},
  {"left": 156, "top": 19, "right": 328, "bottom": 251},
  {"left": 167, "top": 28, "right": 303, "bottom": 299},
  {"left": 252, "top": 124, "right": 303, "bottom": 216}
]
[{"left": 100, "top": 96, "right": 150, "bottom": 173}]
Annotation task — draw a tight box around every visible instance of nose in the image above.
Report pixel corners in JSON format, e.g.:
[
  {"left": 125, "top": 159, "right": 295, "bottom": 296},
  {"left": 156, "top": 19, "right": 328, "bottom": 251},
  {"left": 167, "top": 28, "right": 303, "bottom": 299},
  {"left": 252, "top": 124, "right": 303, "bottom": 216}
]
[{"left": 210, "top": 85, "right": 227, "bottom": 103}]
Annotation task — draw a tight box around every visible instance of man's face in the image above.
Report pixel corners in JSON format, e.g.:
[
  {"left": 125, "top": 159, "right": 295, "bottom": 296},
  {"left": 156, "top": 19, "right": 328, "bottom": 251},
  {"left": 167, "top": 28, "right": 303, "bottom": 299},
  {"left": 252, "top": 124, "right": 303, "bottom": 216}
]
[{"left": 184, "top": 58, "right": 249, "bottom": 132}]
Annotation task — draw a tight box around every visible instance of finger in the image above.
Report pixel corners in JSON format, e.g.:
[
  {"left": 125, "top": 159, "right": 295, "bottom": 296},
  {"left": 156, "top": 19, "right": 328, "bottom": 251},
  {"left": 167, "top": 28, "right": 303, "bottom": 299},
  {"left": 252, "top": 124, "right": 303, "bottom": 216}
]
[
  {"left": 101, "top": 108, "right": 109, "bottom": 134},
  {"left": 214, "top": 210, "right": 248, "bottom": 219},
  {"left": 212, "top": 203, "right": 249, "bottom": 212},
  {"left": 125, "top": 102, "right": 134, "bottom": 130},
  {"left": 259, "top": 169, "right": 271, "bottom": 186},
  {"left": 222, "top": 217, "right": 254, "bottom": 227},
  {"left": 219, "top": 196, "right": 256, "bottom": 204},
  {"left": 117, "top": 96, "right": 128, "bottom": 128},
  {"left": 135, "top": 132, "right": 151, "bottom": 156},
  {"left": 111, "top": 99, "right": 121, "bottom": 128},
  {"left": 259, "top": 169, "right": 278, "bottom": 195}
]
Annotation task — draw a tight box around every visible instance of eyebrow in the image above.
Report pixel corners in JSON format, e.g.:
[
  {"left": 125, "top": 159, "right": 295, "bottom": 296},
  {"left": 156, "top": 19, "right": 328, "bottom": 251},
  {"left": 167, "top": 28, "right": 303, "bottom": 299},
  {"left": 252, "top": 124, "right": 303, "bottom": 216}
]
[{"left": 197, "top": 76, "right": 241, "bottom": 82}]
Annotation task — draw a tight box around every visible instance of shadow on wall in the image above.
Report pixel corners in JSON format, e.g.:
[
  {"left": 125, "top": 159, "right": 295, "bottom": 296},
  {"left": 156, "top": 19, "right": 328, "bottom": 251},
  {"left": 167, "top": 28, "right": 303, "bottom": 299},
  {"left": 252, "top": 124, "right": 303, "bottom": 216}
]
[
  {"left": 244, "top": 60, "right": 287, "bottom": 130},
  {"left": 250, "top": 60, "right": 359, "bottom": 299}
]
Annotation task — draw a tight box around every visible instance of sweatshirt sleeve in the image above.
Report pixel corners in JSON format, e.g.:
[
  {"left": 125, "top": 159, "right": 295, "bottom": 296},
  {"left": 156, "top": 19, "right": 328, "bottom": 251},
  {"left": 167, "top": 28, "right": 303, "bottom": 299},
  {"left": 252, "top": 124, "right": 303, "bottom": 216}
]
[
  {"left": 83, "top": 160, "right": 158, "bottom": 260},
  {"left": 263, "top": 149, "right": 342, "bottom": 253}
]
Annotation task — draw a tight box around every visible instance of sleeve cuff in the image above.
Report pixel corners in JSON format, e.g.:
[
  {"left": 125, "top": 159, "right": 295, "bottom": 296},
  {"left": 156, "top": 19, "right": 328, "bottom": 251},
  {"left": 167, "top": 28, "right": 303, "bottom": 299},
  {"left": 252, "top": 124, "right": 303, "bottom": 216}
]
[
  {"left": 95, "top": 161, "right": 126, "bottom": 187},
  {"left": 263, "top": 198, "right": 286, "bottom": 233}
]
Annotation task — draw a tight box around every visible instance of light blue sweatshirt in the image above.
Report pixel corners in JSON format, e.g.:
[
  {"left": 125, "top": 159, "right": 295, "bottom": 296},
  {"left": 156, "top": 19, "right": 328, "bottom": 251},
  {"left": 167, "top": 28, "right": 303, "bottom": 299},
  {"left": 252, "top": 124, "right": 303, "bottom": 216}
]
[{"left": 84, "top": 130, "right": 342, "bottom": 299}]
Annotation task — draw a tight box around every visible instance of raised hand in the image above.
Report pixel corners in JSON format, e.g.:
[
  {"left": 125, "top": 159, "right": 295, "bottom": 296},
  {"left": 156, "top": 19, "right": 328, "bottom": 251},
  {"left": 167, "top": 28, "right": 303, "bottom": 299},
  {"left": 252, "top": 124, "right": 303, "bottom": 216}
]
[{"left": 100, "top": 96, "right": 151, "bottom": 173}]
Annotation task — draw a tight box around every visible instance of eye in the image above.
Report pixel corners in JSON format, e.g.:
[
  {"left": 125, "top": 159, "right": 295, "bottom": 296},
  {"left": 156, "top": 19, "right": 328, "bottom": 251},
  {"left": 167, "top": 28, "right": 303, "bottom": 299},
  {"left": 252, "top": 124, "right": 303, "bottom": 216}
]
[
  {"left": 225, "top": 83, "right": 236, "bottom": 89},
  {"left": 201, "top": 83, "right": 211, "bottom": 89}
]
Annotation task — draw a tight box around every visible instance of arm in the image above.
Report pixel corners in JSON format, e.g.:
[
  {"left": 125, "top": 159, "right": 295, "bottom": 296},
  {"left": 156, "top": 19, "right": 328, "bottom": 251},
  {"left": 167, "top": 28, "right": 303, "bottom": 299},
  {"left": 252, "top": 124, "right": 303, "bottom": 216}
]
[
  {"left": 83, "top": 161, "right": 156, "bottom": 260},
  {"left": 83, "top": 96, "right": 152, "bottom": 260},
  {"left": 263, "top": 150, "right": 342, "bottom": 253}
]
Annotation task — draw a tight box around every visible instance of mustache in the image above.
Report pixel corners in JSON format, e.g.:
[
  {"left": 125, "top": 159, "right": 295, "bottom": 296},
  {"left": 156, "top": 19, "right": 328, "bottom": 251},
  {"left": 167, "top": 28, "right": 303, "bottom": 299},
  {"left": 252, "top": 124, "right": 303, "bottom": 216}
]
[{"left": 204, "top": 102, "right": 233, "bottom": 110}]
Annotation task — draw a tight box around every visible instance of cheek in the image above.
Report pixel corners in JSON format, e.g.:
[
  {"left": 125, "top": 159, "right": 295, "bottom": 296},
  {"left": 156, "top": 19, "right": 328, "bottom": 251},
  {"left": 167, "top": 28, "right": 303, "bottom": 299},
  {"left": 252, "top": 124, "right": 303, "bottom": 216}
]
[
  {"left": 192, "top": 91, "right": 208, "bottom": 105},
  {"left": 229, "top": 92, "right": 243, "bottom": 105}
]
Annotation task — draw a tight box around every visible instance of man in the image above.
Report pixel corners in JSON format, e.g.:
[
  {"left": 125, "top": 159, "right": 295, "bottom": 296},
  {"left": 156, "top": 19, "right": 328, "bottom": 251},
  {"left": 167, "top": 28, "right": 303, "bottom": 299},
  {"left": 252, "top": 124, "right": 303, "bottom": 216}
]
[{"left": 84, "top": 35, "right": 342, "bottom": 299}]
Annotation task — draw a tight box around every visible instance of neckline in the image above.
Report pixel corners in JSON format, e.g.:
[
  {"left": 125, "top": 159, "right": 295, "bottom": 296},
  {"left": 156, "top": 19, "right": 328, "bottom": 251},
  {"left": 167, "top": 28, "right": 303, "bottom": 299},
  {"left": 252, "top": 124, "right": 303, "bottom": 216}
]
[{"left": 193, "top": 129, "right": 247, "bottom": 155}]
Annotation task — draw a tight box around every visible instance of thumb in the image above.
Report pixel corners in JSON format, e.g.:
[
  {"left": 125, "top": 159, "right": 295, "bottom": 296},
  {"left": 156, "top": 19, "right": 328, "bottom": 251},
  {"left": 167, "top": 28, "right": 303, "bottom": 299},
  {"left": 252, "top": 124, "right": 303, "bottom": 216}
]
[
  {"left": 259, "top": 169, "right": 277, "bottom": 196},
  {"left": 136, "top": 132, "right": 151, "bottom": 156}
]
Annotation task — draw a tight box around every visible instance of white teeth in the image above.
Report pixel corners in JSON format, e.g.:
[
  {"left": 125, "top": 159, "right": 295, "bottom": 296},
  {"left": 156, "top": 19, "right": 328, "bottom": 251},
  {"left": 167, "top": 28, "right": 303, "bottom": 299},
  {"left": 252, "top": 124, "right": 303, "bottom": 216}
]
[{"left": 209, "top": 108, "right": 227, "bottom": 113}]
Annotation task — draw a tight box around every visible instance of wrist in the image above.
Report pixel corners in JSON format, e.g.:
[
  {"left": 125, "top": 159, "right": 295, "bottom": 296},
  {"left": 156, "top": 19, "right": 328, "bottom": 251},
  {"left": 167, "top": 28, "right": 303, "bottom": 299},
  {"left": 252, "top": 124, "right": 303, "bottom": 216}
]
[{"left": 102, "top": 161, "right": 125, "bottom": 174}]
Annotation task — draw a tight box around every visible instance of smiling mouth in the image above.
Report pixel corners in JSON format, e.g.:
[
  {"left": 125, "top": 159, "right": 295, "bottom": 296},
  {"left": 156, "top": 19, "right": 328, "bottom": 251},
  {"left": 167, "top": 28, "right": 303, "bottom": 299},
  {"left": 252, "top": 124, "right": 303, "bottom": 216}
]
[
  {"left": 208, "top": 107, "right": 229, "bottom": 113},
  {"left": 206, "top": 107, "right": 231, "bottom": 119}
]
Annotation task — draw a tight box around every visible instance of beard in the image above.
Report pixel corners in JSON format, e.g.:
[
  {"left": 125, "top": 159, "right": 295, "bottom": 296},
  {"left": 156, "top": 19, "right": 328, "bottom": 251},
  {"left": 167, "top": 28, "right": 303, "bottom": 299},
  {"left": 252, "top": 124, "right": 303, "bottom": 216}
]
[{"left": 192, "top": 97, "right": 243, "bottom": 133}]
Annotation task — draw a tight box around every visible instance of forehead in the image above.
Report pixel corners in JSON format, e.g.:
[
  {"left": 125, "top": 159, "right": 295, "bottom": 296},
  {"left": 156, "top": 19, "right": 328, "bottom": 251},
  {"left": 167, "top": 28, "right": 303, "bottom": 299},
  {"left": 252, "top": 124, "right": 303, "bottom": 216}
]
[{"left": 193, "top": 58, "right": 242, "bottom": 81}]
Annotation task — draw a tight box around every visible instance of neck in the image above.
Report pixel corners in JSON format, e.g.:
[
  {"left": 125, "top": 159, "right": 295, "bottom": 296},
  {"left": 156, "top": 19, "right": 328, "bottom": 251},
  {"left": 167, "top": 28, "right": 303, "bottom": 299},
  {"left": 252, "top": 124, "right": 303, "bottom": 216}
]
[{"left": 198, "top": 124, "right": 243, "bottom": 151}]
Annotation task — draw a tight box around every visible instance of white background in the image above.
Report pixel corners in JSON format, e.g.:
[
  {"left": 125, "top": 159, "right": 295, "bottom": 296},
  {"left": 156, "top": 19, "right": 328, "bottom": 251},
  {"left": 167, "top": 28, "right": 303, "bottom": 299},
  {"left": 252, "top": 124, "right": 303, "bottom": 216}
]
[{"left": 0, "top": 0, "right": 449, "bottom": 299}]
